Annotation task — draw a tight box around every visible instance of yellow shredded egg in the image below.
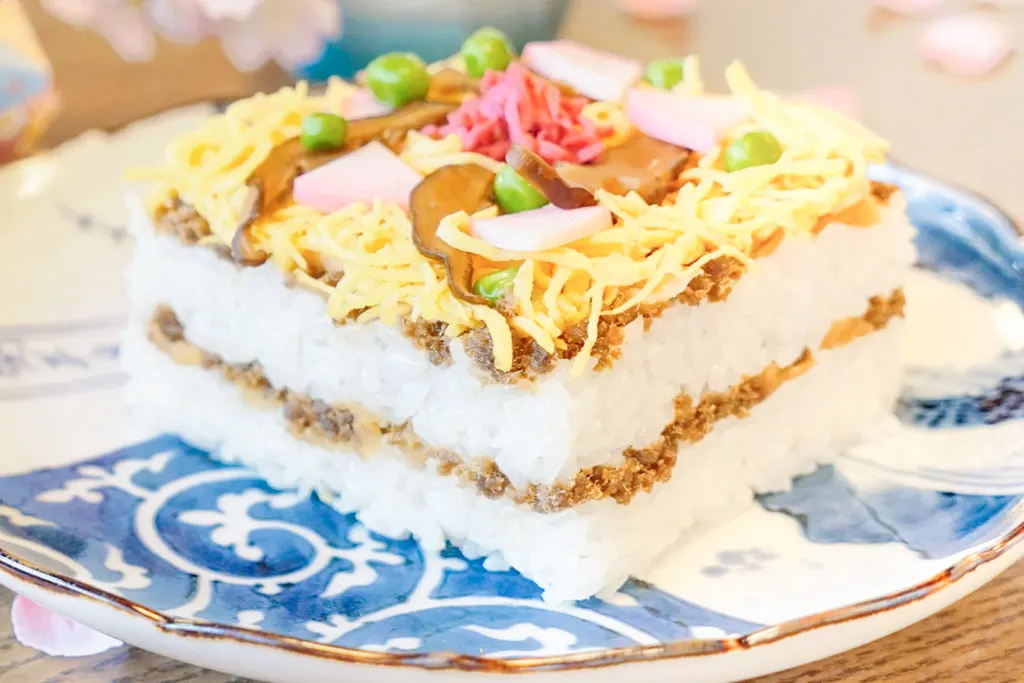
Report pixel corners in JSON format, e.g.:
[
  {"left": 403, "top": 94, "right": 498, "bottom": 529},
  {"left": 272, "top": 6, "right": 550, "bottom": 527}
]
[
  {"left": 135, "top": 60, "right": 890, "bottom": 376},
  {"left": 581, "top": 101, "right": 634, "bottom": 148},
  {"left": 400, "top": 131, "right": 503, "bottom": 175}
]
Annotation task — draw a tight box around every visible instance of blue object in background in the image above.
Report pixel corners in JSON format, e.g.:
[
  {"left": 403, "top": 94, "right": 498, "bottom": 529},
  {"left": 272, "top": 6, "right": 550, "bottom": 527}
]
[
  {"left": 295, "top": 0, "right": 570, "bottom": 81},
  {"left": 0, "top": 43, "right": 48, "bottom": 111}
]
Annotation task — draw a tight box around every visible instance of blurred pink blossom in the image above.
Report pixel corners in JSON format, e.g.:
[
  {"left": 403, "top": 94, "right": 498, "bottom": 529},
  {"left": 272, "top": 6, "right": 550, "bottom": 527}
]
[
  {"left": 918, "top": 12, "right": 1013, "bottom": 76},
  {"left": 615, "top": 0, "right": 701, "bottom": 19},
  {"left": 874, "top": 0, "right": 942, "bottom": 16},
  {"left": 42, "top": 0, "right": 342, "bottom": 71},
  {"left": 217, "top": 0, "right": 342, "bottom": 72},
  {"left": 197, "top": 0, "right": 262, "bottom": 21},
  {"left": 147, "top": 0, "right": 214, "bottom": 44},
  {"left": 43, "top": 0, "right": 156, "bottom": 61},
  {"left": 11, "top": 596, "right": 122, "bottom": 657}
]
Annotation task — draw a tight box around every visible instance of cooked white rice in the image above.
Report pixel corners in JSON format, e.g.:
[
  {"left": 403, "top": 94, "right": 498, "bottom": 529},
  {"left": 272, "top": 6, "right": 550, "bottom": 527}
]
[
  {"left": 122, "top": 320, "right": 903, "bottom": 602},
  {"left": 125, "top": 197, "right": 915, "bottom": 487}
]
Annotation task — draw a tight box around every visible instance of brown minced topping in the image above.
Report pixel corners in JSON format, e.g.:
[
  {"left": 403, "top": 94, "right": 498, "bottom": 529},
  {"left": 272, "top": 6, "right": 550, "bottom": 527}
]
[
  {"left": 822, "top": 289, "right": 905, "bottom": 350},
  {"left": 147, "top": 289, "right": 903, "bottom": 512},
  {"left": 148, "top": 306, "right": 387, "bottom": 455},
  {"left": 871, "top": 181, "right": 900, "bottom": 204},
  {"left": 508, "top": 289, "right": 906, "bottom": 510},
  {"left": 461, "top": 255, "right": 746, "bottom": 382},
  {"left": 153, "top": 181, "right": 898, "bottom": 382},
  {"left": 156, "top": 194, "right": 211, "bottom": 244}
]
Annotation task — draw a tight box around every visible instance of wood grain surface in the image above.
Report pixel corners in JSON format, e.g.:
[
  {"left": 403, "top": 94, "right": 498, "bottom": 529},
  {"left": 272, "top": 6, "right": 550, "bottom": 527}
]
[{"left": 2, "top": 1, "right": 1022, "bottom": 681}]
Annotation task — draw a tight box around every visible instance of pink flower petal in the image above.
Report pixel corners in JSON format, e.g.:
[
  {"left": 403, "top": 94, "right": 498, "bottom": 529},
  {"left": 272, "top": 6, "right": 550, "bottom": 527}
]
[
  {"left": 265, "top": 0, "right": 342, "bottom": 69},
  {"left": 216, "top": 0, "right": 340, "bottom": 71},
  {"left": 148, "top": 0, "right": 214, "bottom": 45},
  {"left": 272, "top": 34, "right": 329, "bottom": 71},
  {"left": 522, "top": 40, "right": 643, "bottom": 102},
  {"left": 614, "top": 0, "right": 702, "bottom": 18},
  {"left": 218, "top": 19, "right": 272, "bottom": 71},
  {"left": 471, "top": 205, "right": 612, "bottom": 252},
  {"left": 303, "top": 0, "right": 344, "bottom": 41},
  {"left": 92, "top": 3, "right": 157, "bottom": 62},
  {"left": 198, "top": 0, "right": 262, "bottom": 20},
  {"left": 875, "top": 0, "right": 942, "bottom": 15},
  {"left": 42, "top": 0, "right": 100, "bottom": 25},
  {"left": 11, "top": 596, "right": 121, "bottom": 658},
  {"left": 293, "top": 141, "right": 422, "bottom": 212},
  {"left": 918, "top": 12, "right": 1012, "bottom": 76}
]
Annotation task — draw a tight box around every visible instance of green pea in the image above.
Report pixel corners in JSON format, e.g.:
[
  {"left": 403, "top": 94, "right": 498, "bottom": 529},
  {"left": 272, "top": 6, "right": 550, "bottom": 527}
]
[
  {"left": 365, "top": 52, "right": 431, "bottom": 108},
  {"left": 724, "top": 130, "right": 784, "bottom": 172},
  {"left": 474, "top": 266, "right": 519, "bottom": 304},
  {"left": 300, "top": 112, "right": 349, "bottom": 151},
  {"left": 646, "top": 58, "right": 686, "bottom": 90},
  {"left": 494, "top": 165, "right": 548, "bottom": 214},
  {"left": 460, "top": 27, "right": 515, "bottom": 78}
]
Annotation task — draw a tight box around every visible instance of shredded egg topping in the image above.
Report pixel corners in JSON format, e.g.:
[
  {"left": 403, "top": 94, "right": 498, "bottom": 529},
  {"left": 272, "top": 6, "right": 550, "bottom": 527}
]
[{"left": 138, "top": 60, "right": 890, "bottom": 375}]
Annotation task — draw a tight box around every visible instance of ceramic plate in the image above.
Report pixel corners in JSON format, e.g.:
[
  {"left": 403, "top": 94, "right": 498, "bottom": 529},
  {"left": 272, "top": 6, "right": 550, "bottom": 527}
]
[{"left": 0, "top": 108, "right": 1022, "bottom": 683}]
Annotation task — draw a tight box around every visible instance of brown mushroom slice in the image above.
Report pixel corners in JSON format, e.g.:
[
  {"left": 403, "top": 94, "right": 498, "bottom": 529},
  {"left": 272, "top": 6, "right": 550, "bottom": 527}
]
[
  {"left": 230, "top": 101, "right": 458, "bottom": 265},
  {"left": 427, "top": 69, "right": 480, "bottom": 104},
  {"left": 231, "top": 181, "right": 270, "bottom": 266},
  {"left": 251, "top": 100, "right": 456, "bottom": 200},
  {"left": 229, "top": 141, "right": 335, "bottom": 267},
  {"left": 410, "top": 164, "right": 498, "bottom": 305},
  {"left": 556, "top": 135, "right": 691, "bottom": 205},
  {"left": 346, "top": 100, "right": 456, "bottom": 147},
  {"left": 255, "top": 139, "right": 342, "bottom": 213},
  {"left": 250, "top": 100, "right": 458, "bottom": 208},
  {"left": 256, "top": 101, "right": 457, "bottom": 201},
  {"left": 506, "top": 145, "right": 598, "bottom": 210}
]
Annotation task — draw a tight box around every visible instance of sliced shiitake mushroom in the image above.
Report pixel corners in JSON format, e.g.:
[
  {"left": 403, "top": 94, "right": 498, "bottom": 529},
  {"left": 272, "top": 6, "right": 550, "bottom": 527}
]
[
  {"left": 231, "top": 180, "right": 270, "bottom": 265},
  {"left": 505, "top": 145, "right": 597, "bottom": 209},
  {"left": 345, "top": 100, "right": 456, "bottom": 148},
  {"left": 427, "top": 68, "right": 480, "bottom": 105},
  {"left": 410, "top": 164, "right": 497, "bottom": 305},
  {"left": 230, "top": 100, "right": 457, "bottom": 266},
  {"left": 556, "top": 135, "right": 691, "bottom": 205},
  {"left": 507, "top": 136, "right": 691, "bottom": 209}
]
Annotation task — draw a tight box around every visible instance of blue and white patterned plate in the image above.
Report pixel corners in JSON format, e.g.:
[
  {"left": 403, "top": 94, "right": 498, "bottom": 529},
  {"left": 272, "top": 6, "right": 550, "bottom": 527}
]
[{"left": 0, "top": 107, "right": 1022, "bottom": 683}]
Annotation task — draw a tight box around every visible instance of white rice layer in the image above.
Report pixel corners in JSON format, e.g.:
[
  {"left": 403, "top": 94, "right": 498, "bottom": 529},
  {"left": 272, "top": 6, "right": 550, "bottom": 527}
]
[
  {"left": 126, "top": 197, "right": 914, "bottom": 486},
  {"left": 122, "top": 321, "right": 905, "bottom": 602}
]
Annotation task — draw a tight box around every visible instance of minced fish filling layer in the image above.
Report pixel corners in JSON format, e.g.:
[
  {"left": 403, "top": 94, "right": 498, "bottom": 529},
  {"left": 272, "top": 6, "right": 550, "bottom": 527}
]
[{"left": 148, "top": 289, "right": 903, "bottom": 513}]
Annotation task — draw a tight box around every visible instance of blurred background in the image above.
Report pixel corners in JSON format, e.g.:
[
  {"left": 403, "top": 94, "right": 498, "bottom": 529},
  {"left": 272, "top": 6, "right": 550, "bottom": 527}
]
[{"left": 4, "top": 0, "right": 1020, "bottom": 217}]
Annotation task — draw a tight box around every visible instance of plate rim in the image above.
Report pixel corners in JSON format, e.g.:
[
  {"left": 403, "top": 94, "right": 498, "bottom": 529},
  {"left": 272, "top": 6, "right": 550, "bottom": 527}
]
[
  {"left": 1, "top": 506, "right": 1023, "bottom": 673},
  {"left": 0, "top": 159, "right": 1022, "bottom": 673}
]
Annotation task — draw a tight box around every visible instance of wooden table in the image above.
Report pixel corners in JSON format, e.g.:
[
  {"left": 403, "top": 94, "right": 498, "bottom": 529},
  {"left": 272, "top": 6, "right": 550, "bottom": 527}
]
[{"left": 2, "top": 1, "right": 1022, "bottom": 681}]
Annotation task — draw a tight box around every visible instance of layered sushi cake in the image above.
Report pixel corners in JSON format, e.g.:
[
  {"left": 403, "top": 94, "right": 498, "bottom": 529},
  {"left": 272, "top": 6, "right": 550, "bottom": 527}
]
[{"left": 124, "top": 32, "right": 914, "bottom": 601}]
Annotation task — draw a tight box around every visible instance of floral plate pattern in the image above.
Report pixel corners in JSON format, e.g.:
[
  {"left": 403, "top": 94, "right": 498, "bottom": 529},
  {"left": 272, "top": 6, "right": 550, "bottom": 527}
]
[{"left": 0, "top": 107, "right": 1021, "bottom": 683}]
